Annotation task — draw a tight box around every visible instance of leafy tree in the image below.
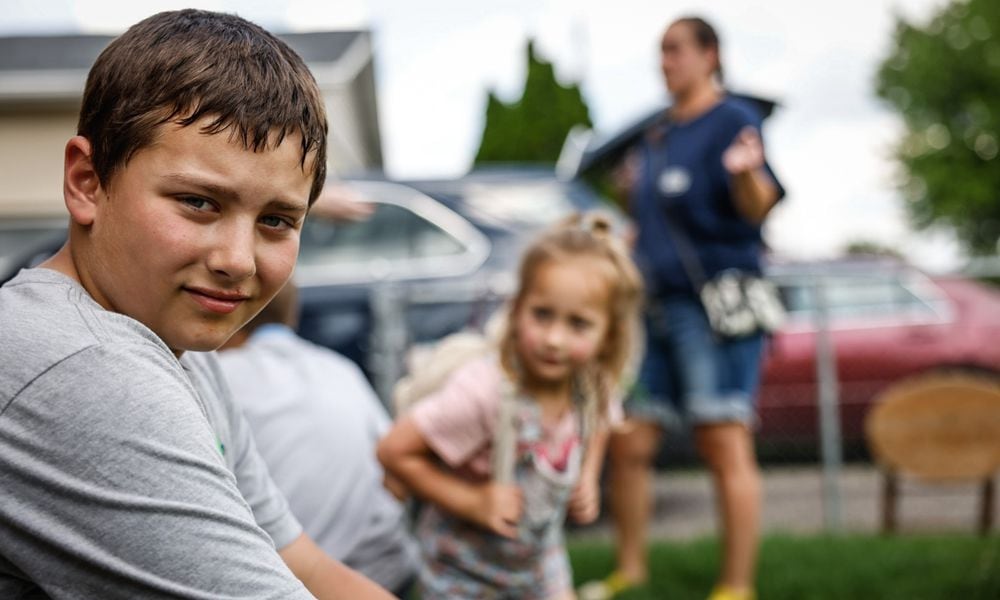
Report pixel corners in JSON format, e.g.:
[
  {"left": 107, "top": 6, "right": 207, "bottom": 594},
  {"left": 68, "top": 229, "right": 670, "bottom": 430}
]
[
  {"left": 876, "top": 0, "right": 1000, "bottom": 254},
  {"left": 475, "top": 40, "right": 592, "bottom": 165}
]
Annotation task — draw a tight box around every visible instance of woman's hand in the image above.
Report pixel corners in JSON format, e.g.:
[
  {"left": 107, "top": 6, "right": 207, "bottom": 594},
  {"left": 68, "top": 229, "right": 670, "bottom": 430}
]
[
  {"left": 612, "top": 150, "right": 640, "bottom": 194},
  {"left": 309, "top": 183, "right": 375, "bottom": 222},
  {"left": 723, "top": 126, "right": 779, "bottom": 223},
  {"left": 722, "top": 126, "right": 765, "bottom": 175},
  {"left": 610, "top": 149, "right": 641, "bottom": 211}
]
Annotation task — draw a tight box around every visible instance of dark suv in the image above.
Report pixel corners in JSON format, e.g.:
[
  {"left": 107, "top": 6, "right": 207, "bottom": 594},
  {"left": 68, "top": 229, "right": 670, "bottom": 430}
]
[{"left": 294, "top": 170, "right": 622, "bottom": 394}]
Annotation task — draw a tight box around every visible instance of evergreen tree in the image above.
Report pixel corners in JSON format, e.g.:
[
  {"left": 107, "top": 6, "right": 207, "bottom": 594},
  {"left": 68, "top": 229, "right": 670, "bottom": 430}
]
[{"left": 475, "top": 40, "right": 592, "bottom": 165}]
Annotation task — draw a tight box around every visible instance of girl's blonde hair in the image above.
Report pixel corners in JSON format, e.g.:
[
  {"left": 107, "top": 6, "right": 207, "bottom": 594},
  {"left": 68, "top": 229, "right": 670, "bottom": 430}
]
[{"left": 499, "top": 211, "right": 644, "bottom": 426}]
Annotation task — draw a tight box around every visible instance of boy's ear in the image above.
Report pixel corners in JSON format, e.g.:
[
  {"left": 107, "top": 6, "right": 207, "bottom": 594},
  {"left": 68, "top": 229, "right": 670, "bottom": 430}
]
[{"left": 63, "top": 136, "right": 102, "bottom": 226}]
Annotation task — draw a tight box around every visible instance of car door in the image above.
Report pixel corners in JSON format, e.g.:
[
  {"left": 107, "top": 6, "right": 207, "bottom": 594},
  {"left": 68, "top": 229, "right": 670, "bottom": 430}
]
[
  {"left": 760, "top": 266, "right": 953, "bottom": 453},
  {"left": 294, "top": 182, "right": 490, "bottom": 387}
]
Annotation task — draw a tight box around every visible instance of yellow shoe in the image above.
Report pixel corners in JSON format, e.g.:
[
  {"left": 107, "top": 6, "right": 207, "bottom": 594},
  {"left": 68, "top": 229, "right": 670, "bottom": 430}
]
[
  {"left": 707, "top": 584, "right": 756, "bottom": 600},
  {"left": 577, "top": 571, "right": 638, "bottom": 600}
]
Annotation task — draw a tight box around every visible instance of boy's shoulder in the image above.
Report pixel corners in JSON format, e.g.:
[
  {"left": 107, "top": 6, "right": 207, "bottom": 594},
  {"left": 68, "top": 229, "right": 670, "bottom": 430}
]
[{"left": 0, "top": 268, "right": 176, "bottom": 403}]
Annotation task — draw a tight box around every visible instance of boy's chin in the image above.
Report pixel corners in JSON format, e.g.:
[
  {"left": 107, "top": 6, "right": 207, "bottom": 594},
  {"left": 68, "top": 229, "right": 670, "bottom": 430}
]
[{"left": 167, "top": 332, "right": 237, "bottom": 355}]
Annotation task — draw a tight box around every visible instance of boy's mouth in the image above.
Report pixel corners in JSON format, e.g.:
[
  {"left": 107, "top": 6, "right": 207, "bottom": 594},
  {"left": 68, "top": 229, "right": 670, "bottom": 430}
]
[{"left": 184, "top": 286, "right": 251, "bottom": 315}]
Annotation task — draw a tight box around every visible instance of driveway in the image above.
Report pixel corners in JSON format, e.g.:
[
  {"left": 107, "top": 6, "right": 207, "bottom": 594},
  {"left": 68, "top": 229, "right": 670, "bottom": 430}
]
[{"left": 569, "top": 465, "right": 997, "bottom": 540}]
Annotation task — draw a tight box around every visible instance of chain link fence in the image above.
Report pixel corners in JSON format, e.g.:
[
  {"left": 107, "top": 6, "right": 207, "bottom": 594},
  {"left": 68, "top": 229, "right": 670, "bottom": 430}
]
[{"left": 361, "top": 259, "right": 1000, "bottom": 536}]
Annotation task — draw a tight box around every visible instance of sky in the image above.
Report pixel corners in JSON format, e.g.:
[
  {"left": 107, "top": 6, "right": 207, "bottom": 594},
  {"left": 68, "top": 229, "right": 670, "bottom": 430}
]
[{"left": 1, "top": 0, "right": 962, "bottom": 270}]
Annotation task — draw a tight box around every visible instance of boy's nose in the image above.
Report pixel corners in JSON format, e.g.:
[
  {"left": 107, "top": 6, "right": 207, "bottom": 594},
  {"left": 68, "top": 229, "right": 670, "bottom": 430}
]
[{"left": 207, "top": 224, "right": 256, "bottom": 281}]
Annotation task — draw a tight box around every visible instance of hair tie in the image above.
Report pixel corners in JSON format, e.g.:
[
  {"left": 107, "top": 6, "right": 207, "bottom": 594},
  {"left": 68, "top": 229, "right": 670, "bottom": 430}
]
[{"left": 580, "top": 210, "right": 612, "bottom": 238}]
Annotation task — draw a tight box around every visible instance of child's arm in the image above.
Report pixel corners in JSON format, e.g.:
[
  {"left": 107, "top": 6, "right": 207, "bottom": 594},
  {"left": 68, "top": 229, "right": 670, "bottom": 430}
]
[
  {"left": 279, "top": 533, "right": 395, "bottom": 600},
  {"left": 381, "top": 472, "right": 410, "bottom": 502},
  {"left": 568, "top": 426, "right": 609, "bottom": 524},
  {"left": 377, "top": 416, "right": 523, "bottom": 538}
]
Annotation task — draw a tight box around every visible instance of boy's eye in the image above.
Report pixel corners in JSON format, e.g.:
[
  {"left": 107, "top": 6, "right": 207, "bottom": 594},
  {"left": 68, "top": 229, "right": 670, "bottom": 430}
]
[
  {"left": 570, "top": 317, "right": 592, "bottom": 332},
  {"left": 260, "top": 215, "right": 295, "bottom": 230},
  {"left": 180, "top": 196, "right": 213, "bottom": 211}
]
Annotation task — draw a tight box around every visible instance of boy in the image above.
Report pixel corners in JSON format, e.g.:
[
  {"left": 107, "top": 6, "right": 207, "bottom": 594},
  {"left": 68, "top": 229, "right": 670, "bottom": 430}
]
[{"left": 0, "top": 10, "right": 391, "bottom": 599}]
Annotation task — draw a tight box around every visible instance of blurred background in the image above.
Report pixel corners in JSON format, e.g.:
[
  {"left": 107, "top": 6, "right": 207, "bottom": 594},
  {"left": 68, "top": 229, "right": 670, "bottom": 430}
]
[
  {"left": 1, "top": 0, "right": 975, "bottom": 268},
  {"left": 2, "top": 1, "right": 999, "bottom": 597}
]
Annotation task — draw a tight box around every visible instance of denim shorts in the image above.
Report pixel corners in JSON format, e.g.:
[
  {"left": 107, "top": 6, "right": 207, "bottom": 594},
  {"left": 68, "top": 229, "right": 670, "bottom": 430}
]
[{"left": 626, "top": 295, "right": 765, "bottom": 430}]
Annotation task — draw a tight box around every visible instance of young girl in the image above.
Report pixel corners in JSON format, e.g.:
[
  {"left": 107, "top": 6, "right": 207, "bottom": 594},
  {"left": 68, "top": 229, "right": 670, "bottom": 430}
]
[{"left": 377, "top": 212, "right": 643, "bottom": 599}]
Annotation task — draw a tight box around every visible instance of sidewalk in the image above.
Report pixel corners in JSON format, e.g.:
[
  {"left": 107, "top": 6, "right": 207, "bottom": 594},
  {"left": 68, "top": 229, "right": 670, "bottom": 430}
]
[{"left": 570, "top": 465, "right": 998, "bottom": 541}]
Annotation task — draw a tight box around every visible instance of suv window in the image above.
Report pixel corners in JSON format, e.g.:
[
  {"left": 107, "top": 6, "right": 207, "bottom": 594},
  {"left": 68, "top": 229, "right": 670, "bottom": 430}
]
[{"left": 297, "top": 202, "right": 465, "bottom": 269}]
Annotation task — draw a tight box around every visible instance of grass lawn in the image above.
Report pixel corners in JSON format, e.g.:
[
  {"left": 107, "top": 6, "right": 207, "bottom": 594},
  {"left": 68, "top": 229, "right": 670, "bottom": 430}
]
[{"left": 568, "top": 533, "right": 1000, "bottom": 599}]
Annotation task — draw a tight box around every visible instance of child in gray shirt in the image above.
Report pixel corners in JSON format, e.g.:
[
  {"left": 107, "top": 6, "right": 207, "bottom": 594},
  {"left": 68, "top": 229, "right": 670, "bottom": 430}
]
[{"left": 0, "top": 9, "right": 389, "bottom": 600}]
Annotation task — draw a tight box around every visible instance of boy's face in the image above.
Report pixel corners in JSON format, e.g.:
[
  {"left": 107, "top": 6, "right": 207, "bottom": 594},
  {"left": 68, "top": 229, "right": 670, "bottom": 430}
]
[{"left": 80, "top": 119, "right": 313, "bottom": 354}]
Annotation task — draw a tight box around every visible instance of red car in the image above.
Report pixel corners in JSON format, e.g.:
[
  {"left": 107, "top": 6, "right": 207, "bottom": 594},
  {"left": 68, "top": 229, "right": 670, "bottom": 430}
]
[{"left": 757, "top": 257, "right": 1000, "bottom": 456}]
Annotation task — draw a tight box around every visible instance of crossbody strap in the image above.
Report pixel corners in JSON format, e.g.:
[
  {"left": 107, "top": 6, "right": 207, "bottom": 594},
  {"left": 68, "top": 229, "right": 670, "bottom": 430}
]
[
  {"left": 491, "top": 376, "right": 594, "bottom": 484},
  {"left": 641, "top": 132, "right": 709, "bottom": 291},
  {"left": 492, "top": 380, "right": 519, "bottom": 484}
]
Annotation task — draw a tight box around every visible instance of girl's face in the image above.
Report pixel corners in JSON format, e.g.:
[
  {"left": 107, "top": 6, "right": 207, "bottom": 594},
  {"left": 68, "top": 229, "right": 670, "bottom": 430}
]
[
  {"left": 660, "top": 22, "right": 717, "bottom": 97},
  {"left": 513, "top": 258, "right": 611, "bottom": 388}
]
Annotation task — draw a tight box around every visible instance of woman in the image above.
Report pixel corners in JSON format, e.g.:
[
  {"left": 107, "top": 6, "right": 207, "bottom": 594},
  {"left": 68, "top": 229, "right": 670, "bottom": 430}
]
[{"left": 581, "top": 16, "right": 783, "bottom": 600}]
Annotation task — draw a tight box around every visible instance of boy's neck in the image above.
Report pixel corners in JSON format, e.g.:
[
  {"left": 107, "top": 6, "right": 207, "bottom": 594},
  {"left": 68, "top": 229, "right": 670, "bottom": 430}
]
[{"left": 40, "top": 244, "right": 80, "bottom": 285}]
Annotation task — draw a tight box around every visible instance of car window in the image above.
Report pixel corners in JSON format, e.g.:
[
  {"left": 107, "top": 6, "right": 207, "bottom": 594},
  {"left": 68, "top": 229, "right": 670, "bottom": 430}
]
[
  {"left": 0, "top": 225, "right": 66, "bottom": 280},
  {"left": 297, "top": 202, "right": 465, "bottom": 269},
  {"left": 780, "top": 275, "right": 938, "bottom": 320},
  {"left": 0, "top": 227, "right": 59, "bottom": 258}
]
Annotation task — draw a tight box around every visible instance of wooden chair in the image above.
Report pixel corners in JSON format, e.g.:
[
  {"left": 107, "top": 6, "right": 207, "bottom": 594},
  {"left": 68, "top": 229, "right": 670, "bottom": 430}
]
[{"left": 865, "top": 372, "right": 1000, "bottom": 535}]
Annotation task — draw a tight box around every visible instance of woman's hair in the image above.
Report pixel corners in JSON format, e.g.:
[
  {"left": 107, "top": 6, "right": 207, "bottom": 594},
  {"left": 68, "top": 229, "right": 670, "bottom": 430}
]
[
  {"left": 498, "top": 211, "right": 644, "bottom": 426},
  {"left": 674, "top": 16, "right": 724, "bottom": 83}
]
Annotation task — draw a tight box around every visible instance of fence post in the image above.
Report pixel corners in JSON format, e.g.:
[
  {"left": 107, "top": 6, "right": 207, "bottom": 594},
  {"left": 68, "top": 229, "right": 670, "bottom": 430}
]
[
  {"left": 369, "top": 283, "right": 409, "bottom": 409},
  {"left": 813, "top": 274, "right": 843, "bottom": 531}
]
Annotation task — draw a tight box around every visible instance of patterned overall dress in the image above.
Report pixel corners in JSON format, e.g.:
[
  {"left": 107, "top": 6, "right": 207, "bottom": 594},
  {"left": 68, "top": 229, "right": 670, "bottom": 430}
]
[{"left": 416, "top": 385, "right": 588, "bottom": 599}]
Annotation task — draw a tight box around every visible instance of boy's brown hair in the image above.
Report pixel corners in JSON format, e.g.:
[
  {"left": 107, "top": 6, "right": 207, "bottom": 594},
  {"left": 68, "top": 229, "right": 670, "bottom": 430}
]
[{"left": 78, "top": 9, "right": 328, "bottom": 203}]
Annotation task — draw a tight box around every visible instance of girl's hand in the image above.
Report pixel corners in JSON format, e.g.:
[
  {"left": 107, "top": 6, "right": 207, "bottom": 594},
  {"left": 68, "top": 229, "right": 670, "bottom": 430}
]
[
  {"left": 568, "top": 477, "right": 600, "bottom": 524},
  {"left": 473, "top": 482, "right": 523, "bottom": 539},
  {"left": 722, "top": 126, "right": 765, "bottom": 175}
]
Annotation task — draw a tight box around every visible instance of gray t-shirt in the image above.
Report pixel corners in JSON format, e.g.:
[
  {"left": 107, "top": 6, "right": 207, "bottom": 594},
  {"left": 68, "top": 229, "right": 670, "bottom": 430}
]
[
  {"left": 217, "top": 326, "right": 419, "bottom": 592},
  {"left": 0, "top": 268, "right": 312, "bottom": 599}
]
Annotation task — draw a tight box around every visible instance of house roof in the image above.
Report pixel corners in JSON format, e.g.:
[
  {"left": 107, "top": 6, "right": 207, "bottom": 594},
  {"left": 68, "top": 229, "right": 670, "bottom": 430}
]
[
  {"left": 0, "top": 35, "right": 116, "bottom": 71},
  {"left": 0, "top": 30, "right": 369, "bottom": 105}
]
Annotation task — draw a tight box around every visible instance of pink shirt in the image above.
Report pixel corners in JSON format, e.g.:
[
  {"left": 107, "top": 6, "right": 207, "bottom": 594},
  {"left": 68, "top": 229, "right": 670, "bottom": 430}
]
[{"left": 410, "top": 356, "right": 621, "bottom": 480}]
